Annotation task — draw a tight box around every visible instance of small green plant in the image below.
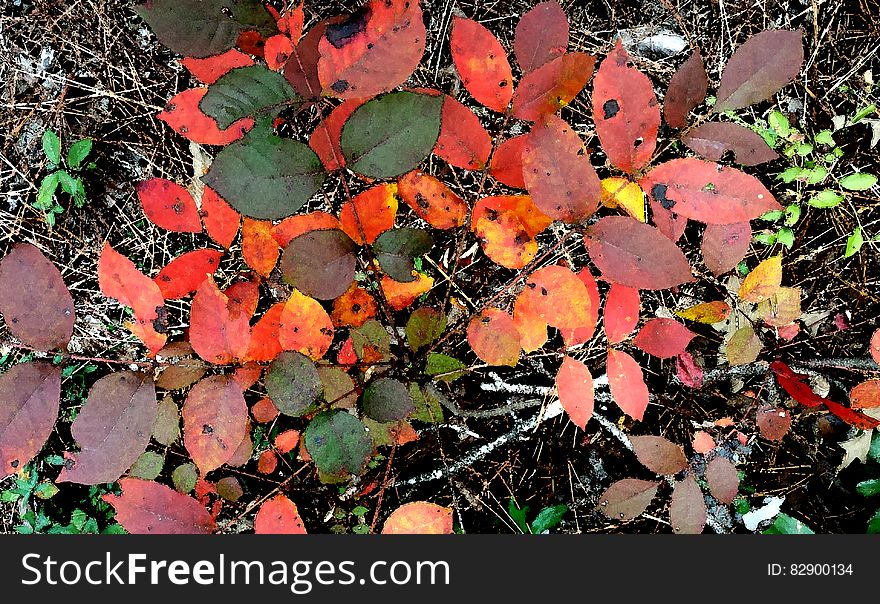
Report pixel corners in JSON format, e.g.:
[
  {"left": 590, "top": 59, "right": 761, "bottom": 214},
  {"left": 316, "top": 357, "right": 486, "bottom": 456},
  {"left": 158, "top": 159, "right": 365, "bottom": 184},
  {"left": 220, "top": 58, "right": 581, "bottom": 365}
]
[
  {"left": 35, "top": 129, "right": 94, "bottom": 226},
  {"left": 508, "top": 499, "right": 568, "bottom": 534},
  {"left": 855, "top": 431, "right": 880, "bottom": 534}
]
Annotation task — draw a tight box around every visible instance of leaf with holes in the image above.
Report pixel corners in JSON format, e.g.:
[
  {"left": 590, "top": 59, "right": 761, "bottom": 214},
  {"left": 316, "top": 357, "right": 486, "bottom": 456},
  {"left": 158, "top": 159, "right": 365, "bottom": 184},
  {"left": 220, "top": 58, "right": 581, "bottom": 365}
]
[
  {"left": 714, "top": 29, "right": 804, "bottom": 112},
  {"left": 383, "top": 502, "right": 453, "bottom": 534},
  {"left": 592, "top": 40, "right": 659, "bottom": 173},
  {"left": 633, "top": 318, "right": 696, "bottom": 358},
  {"left": 514, "top": 1, "right": 569, "bottom": 73},
  {"left": 584, "top": 216, "right": 692, "bottom": 290},
  {"left": 373, "top": 228, "right": 433, "bottom": 283},
  {"left": 556, "top": 356, "right": 594, "bottom": 429},
  {"left": 157, "top": 88, "right": 253, "bottom": 146},
  {"left": 472, "top": 195, "right": 552, "bottom": 269},
  {"left": 670, "top": 475, "right": 707, "bottom": 534},
  {"left": 58, "top": 372, "right": 157, "bottom": 485},
  {"left": 512, "top": 52, "right": 594, "bottom": 122},
  {"left": 642, "top": 159, "right": 781, "bottom": 224},
  {"left": 607, "top": 349, "right": 649, "bottom": 421},
  {"left": 702, "top": 222, "right": 751, "bottom": 276},
  {"left": 304, "top": 410, "right": 372, "bottom": 483},
  {"left": 598, "top": 478, "right": 659, "bottom": 521},
  {"left": 0, "top": 362, "right": 61, "bottom": 477},
  {"left": 136, "top": 178, "right": 202, "bottom": 233},
  {"left": 604, "top": 284, "right": 640, "bottom": 344},
  {"left": 363, "top": 378, "right": 414, "bottom": 422},
  {"left": 522, "top": 115, "right": 601, "bottom": 222},
  {"left": 706, "top": 456, "right": 739, "bottom": 504},
  {"left": 183, "top": 375, "right": 247, "bottom": 474},
  {"left": 398, "top": 171, "right": 467, "bottom": 230},
  {"left": 189, "top": 276, "right": 250, "bottom": 364},
  {"left": 317, "top": 0, "right": 425, "bottom": 98},
  {"left": 0, "top": 244, "right": 74, "bottom": 351},
  {"left": 434, "top": 95, "right": 492, "bottom": 170},
  {"left": 664, "top": 50, "right": 707, "bottom": 129},
  {"left": 154, "top": 249, "right": 223, "bottom": 300},
  {"left": 739, "top": 255, "right": 782, "bottom": 303},
  {"left": 467, "top": 309, "right": 521, "bottom": 367},
  {"left": 331, "top": 285, "right": 378, "bottom": 329},
  {"left": 265, "top": 351, "right": 322, "bottom": 417},
  {"left": 281, "top": 229, "right": 356, "bottom": 300},
  {"left": 103, "top": 478, "right": 215, "bottom": 534},
  {"left": 255, "top": 494, "right": 307, "bottom": 534},
  {"left": 341, "top": 91, "right": 443, "bottom": 179},
  {"left": 200, "top": 65, "right": 299, "bottom": 129},
  {"left": 241, "top": 218, "right": 280, "bottom": 277},
  {"left": 339, "top": 183, "right": 398, "bottom": 245},
  {"left": 278, "top": 290, "right": 334, "bottom": 360},
  {"left": 683, "top": 122, "right": 778, "bottom": 166},
  {"left": 450, "top": 16, "right": 513, "bottom": 112},
  {"left": 631, "top": 435, "right": 688, "bottom": 475}
]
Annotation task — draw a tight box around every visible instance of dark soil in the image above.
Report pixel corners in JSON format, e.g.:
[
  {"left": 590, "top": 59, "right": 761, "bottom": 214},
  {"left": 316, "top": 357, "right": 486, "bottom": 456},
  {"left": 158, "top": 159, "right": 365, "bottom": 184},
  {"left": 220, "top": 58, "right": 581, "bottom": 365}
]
[{"left": 1, "top": 0, "right": 878, "bottom": 534}]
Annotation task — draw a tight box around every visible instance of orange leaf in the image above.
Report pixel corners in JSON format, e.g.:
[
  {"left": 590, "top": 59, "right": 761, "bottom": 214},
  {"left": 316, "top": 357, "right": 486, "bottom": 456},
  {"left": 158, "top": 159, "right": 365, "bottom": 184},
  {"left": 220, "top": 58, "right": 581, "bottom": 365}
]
[
  {"left": 381, "top": 273, "right": 434, "bottom": 311},
  {"left": 264, "top": 34, "right": 294, "bottom": 71},
  {"left": 560, "top": 268, "right": 601, "bottom": 347},
  {"left": 607, "top": 349, "right": 649, "bottom": 420},
  {"left": 183, "top": 375, "right": 248, "bottom": 474},
  {"left": 136, "top": 178, "right": 202, "bottom": 233},
  {"left": 512, "top": 52, "right": 594, "bottom": 121},
  {"left": 255, "top": 494, "right": 307, "bottom": 534},
  {"left": 242, "top": 218, "right": 280, "bottom": 277},
  {"left": 245, "top": 303, "right": 285, "bottom": 363},
  {"left": 521, "top": 265, "right": 593, "bottom": 329},
  {"left": 490, "top": 135, "right": 529, "bottom": 189},
  {"left": 189, "top": 276, "right": 251, "bottom": 364},
  {"left": 398, "top": 171, "right": 467, "bottom": 229},
  {"left": 450, "top": 16, "right": 513, "bottom": 112},
  {"left": 739, "top": 255, "right": 782, "bottom": 303},
  {"left": 513, "top": 285, "right": 548, "bottom": 353},
  {"left": 382, "top": 502, "right": 453, "bottom": 534},
  {"left": 331, "top": 284, "right": 378, "bottom": 328},
  {"left": 604, "top": 284, "right": 640, "bottom": 344},
  {"left": 309, "top": 98, "right": 365, "bottom": 171},
  {"left": 851, "top": 380, "right": 880, "bottom": 409},
  {"left": 601, "top": 177, "right": 646, "bottom": 223},
  {"left": 274, "top": 429, "right": 301, "bottom": 454},
  {"left": 223, "top": 279, "right": 260, "bottom": 321},
  {"left": 278, "top": 290, "right": 334, "bottom": 360},
  {"left": 557, "top": 356, "right": 594, "bottom": 428},
  {"left": 157, "top": 88, "right": 253, "bottom": 146},
  {"left": 472, "top": 195, "right": 552, "bottom": 269},
  {"left": 339, "top": 183, "right": 398, "bottom": 245},
  {"left": 434, "top": 95, "right": 492, "bottom": 170},
  {"left": 675, "top": 301, "right": 731, "bottom": 324},
  {"left": 181, "top": 49, "right": 254, "bottom": 84},
  {"left": 252, "top": 397, "right": 280, "bottom": 424},
  {"left": 279, "top": 3, "right": 305, "bottom": 41},
  {"left": 154, "top": 249, "right": 222, "bottom": 300},
  {"left": 272, "top": 211, "right": 340, "bottom": 247},
  {"left": 201, "top": 186, "right": 240, "bottom": 249},
  {"left": 467, "top": 308, "right": 520, "bottom": 367}
]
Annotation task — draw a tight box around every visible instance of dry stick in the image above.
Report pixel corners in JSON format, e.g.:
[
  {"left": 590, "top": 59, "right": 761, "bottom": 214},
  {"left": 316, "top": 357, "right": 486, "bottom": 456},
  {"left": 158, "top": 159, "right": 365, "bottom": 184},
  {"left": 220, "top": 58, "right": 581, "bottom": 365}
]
[{"left": 369, "top": 441, "right": 396, "bottom": 534}]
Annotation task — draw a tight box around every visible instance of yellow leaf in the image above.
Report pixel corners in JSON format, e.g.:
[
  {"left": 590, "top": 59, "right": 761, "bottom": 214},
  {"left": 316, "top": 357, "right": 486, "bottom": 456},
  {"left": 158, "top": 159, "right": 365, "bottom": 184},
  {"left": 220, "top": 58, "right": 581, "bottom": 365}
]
[
  {"left": 601, "top": 177, "right": 646, "bottom": 222},
  {"left": 757, "top": 286, "right": 801, "bottom": 327},
  {"left": 738, "top": 256, "right": 782, "bottom": 303},
  {"left": 675, "top": 300, "right": 732, "bottom": 324}
]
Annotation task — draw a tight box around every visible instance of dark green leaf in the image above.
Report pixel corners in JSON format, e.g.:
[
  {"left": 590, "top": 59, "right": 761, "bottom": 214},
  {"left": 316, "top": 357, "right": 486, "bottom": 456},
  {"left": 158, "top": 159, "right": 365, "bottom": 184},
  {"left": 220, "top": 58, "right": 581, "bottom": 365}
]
[
  {"left": 409, "top": 383, "right": 444, "bottom": 424},
  {"left": 135, "top": 0, "right": 276, "bottom": 58},
  {"left": 304, "top": 411, "right": 373, "bottom": 483},
  {"left": 204, "top": 120, "right": 325, "bottom": 220},
  {"left": 530, "top": 504, "right": 568, "bottom": 534},
  {"left": 763, "top": 512, "right": 814, "bottom": 534},
  {"left": 373, "top": 228, "right": 433, "bottom": 282},
  {"left": 42, "top": 130, "right": 60, "bottom": 165},
  {"left": 341, "top": 91, "right": 443, "bottom": 178},
  {"left": 406, "top": 307, "right": 446, "bottom": 351},
  {"left": 201, "top": 65, "right": 300, "bottom": 129},
  {"left": 508, "top": 499, "right": 530, "bottom": 533},
  {"left": 425, "top": 353, "right": 466, "bottom": 381},
  {"left": 67, "top": 139, "right": 92, "bottom": 169},
  {"left": 265, "top": 351, "right": 322, "bottom": 417},
  {"left": 280, "top": 229, "right": 356, "bottom": 300},
  {"left": 869, "top": 508, "right": 880, "bottom": 534},
  {"left": 362, "top": 378, "right": 414, "bottom": 422},
  {"left": 857, "top": 478, "right": 880, "bottom": 497},
  {"left": 56, "top": 170, "right": 78, "bottom": 195}
]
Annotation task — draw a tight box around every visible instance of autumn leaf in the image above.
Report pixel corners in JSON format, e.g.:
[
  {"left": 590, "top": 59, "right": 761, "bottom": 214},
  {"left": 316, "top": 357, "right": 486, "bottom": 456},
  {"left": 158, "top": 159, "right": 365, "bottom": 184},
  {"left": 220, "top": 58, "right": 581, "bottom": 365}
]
[
  {"left": 601, "top": 177, "right": 645, "bottom": 223},
  {"left": 630, "top": 435, "right": 688, "bottom": 474},
  {"left": 264, "top": 34, "right": 294, "bottom": 71},
  {"left": 189, "top": 276, "right": 251, "bottom": 364},
  {"left": 245, "top": 304, "right": 285, "bottom": 363},
  {"left": 519, "top": 265, "right": 593, "bottom": 329},
  {"left": 632, "top": 318, "right": 696, "bottom": 358},
  {"left": 434, "top": 95, "right": 492, "bottom": 170},
  {"left": 604, "top": 284, "right": 640, "bottom": 344},
  {"left": 490, "top": 135, "right": 529, "bottom": 189},
  {"left": 597, "top": 478, "right": 658, "bottom": 521},
  {"left": 664, "top": 50, "right": 707, "bottom": 129},
  {"left": 255, "top": 494, "right": 307, "bottom": 534},
  {"left": 381, "top": 273, "right": 434, "bottom": 310},
  {"left": 559, "top": 268, "right": 601, "bottom": 347},
  {"left": 702, "top": 222, "right": 751, "bottom": 276},
  {"left": 183, "top": 375, "right": 248, "bottom": 474},
  {"left": 450, "top": 16, "right": 513, "bottom": 112},
  {"left": 272, "top": 211, "right": 340, "bottom": 247},
  {"left": 725, "top": 325, "right": 762, "bottom": 365},
  {"left": 242, "top": 218, "right": 280, "bottom": 277},
  {"left": 739, "top": 255, "right": 783, "bottom": 303},
  {"left": 675, "top": 301, "right": 731, "bottom": 324},
  {"left": 278, "top": 289, "right": 334, "bottom": 360},
  {"left": 513, "top": 1, "right": 569, "bottom": 73},
  {"left": 467, "top": 308, "right": 521, "bottom": 367},
  {"left": 182, "top": 49, "right": 255, "bottom": 84},
  {"left": 383, "top": 502, "right": 453, "bottom": 534},
  {"left": 607, "top": 349, "right": 649, "bottom": 420},
  {"left": 309, "top": 98, "right": 365, "bottom": 171},
  {"left": 472, "top": 195, "right": 552, "bottom": 269},
  {"left": 511, "top": 52, "right": 594, "bottom": 121},
  {"left": 683, "top": 122, "right": 778, "bottom": 166},
  {"left": 157, "top": 88, "right": 253, "bottom": 146},
  {"left": 339, "top": 183, "right": 398, "bottom": 244},
  {"left": 200, "top": 187, "right": 240, "bottom": 249},
  {"left": 0, "top": 362, "right": 61, "bottom": 477},
  {"left": 331, "top": 284, "right": 378, "bottom": 328},
  {"left": 154, "top": 249, "right": 222, "bottom": 300},
  {"left": 706, "top": 456, "right": 739, "bottom": 504},
  {"left": 398, "top": 171, "right": 467, "bottom": 230},
  {"left": 103, "top": 478, "right": 215, "bottom": 534},
  {"left": 669, "top": 475, "right": 707, "bottom": 534},
  {"left": 556, "top": 356, "right": 594, "bottom": 428},
  {"left": 136, "top": 178, "right": 202, "bottom": 233},
  {"left": 224, "top": 278, "right": 261, "bottom": 320},
  {"left": 280, "top": 229, "right": 356, "bottom": 300}
]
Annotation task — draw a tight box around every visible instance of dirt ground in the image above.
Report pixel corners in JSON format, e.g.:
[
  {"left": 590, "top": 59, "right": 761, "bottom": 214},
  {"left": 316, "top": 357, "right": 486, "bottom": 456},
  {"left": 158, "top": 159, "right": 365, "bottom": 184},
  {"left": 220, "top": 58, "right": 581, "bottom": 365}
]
[{"left": 1, "top": 0, "right": 879, "bottom": 533}]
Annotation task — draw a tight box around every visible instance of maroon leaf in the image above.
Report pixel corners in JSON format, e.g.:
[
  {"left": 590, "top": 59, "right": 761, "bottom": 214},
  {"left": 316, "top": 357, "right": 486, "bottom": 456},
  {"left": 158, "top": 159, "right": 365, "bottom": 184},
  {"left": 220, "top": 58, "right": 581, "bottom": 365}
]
[
  {"left": 669, "top": 475, "right": 707, "bottom": 534},
  {"left": 756, "top": 404, "right": 791, "bottom": 441},
  {"left": 701, "top": 222, "right": 752, "bottom": 275},
  {"left": 103, "top": 478, "right": 215, "bottom": 534},
  {"left": 705, "top": 456, "right": 739, "bottom": 504},
  {"left": 630, "top": 435, "right": 688, "bottom": 475},
  {"left": 648, "top": 196, "right": 688, "bottom": 243},
  {"left": 633, "top": 318, "right": 696, "bottom": 358},
  {"left": 584, "top": 216, "right": 693, "bottom": 290},
  {"left": 664, "top": 50, "right": 707, "bottom": 129},
  {"left": 675, "top": 352, "right": 704, "bottom": 389},
  {"left": 0, "top": 362, "right": 61, "bottom": 476},
  {"left": 514, "top": 1, "right": 569, "bottom": 73},
  {"left": 284, "top": 19, "right": 327, "bottom": 99},
  {"left": 683, "top": 122, "right": 779, "bottom": 166},
  {"left": 592, "top": 40, "right": 660, "bottom": 173},
  {"left": 0, "top": 243, "right": 74, "bottom": 350},
  {"left": 57, "top": 372, "right": 157, "bottom": 485},
  {"left": 598, "top": 478, "right": 659, "bottom": 521},
  {"left": 642, "top": 158, "right": 782, "bottom": 224},
  {"left": 715, "top": 30, "right": 804, "bottom": 112}
]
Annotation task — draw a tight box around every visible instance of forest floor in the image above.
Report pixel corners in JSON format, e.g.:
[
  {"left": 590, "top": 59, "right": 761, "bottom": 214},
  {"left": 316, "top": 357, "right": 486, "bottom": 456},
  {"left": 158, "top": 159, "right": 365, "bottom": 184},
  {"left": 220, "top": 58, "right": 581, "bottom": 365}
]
[{"left": 0, "top": 0, "right": 879, "bottom": 534}]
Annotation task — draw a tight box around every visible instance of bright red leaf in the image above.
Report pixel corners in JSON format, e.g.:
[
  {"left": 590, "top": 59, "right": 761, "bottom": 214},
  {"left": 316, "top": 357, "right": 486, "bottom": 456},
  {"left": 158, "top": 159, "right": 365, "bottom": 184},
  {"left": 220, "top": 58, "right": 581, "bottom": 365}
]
[
  {"left": 851, "top": 380, "right": 880, "bottom": 409},
  {"left": 136, "top": 178, "right": 202, "bottom": 233},
  {"left": 224, "top": 278, "right": 260, "bottom": 320},
  {"left": 157, "top": 87, "right": 253, "bottom": 146},
  {"left": 607, "top": 349, "right": 649, "bottom": 420},
  {"left": 450, "top": 16, "right": 513, "bottom": 113},
  {"left": 675, "top": 352, "right": 704, "bottom": 388},
  {"left": 633, "top": 318, "right": 696, "bottom": 358},
  {"left": 512, "top": 52, "right": 594, "bottom": 121},
  {"left": 309, "top": 98, "right": 365, "bottom": 171},
  {"left": 435, "top": 95, "right": 492, "bottom": 170},
  {"left": 520, "top": 264, "right": 594, "bottom": 329},
  {"left": 154, "top": 249, "right": 222, "bottom": 300},
  {"left": 264, "top": 34, "right": 294, "bottom": 71},
  {"left": 189, "top": 276, "right": 251, "bottom": 364},
  {"left": 472, "top": 195, "right": 552, "bottom": 269},
  {"left": 200, "top": 186, "right": 240, "bottom": 249},
  {"left": 490, "top": 135, "right": 529, "bottom": 189},
  {"left": 604, "top": 284, "right": 640, "bottom": 344},
  {"left": 245, "top": 303, "right": 285, "bottom": 363},
  {"left": 181, "top": 49, "right": 254, "bottom": 84}
]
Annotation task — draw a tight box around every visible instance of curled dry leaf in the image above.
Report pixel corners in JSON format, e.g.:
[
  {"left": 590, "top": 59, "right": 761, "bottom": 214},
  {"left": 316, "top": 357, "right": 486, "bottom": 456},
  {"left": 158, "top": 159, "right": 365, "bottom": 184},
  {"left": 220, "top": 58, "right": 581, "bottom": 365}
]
[
  {"left": 383, "top": 501, "right": 454, "bottom": 534},
  {"left": 255, "top": 494, "right": 307, "bottom": 534},
  {"left": 598, "top": 478, "right": 659, "bottom": 521}
]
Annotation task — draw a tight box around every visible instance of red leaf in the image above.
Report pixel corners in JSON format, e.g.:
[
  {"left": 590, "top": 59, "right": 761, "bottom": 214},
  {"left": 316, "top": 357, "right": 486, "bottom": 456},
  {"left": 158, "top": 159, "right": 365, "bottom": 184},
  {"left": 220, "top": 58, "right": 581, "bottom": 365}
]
[
  {"left": 157, "top": 88, "right": 252, "bottom": 145},
  {"left": 398, "top": 171, "right": 467, "bottom": 230},
  {"left": 257, "top": 450, "right": 278, "bottom": 474},
  {"left": 556, "top": 356, "right": 594, "bottom": 428},
  {"left": 189, "top": 276, "right": 251, "bottom": 364},
  {"left": 0, "top": 243, "right": 74, "bottom": 350},
  {"left": 450, "top": 16, "right": 513, "bottom": 113},
  {"left": 57, "top": 372, "right": 156, "bottom": 485},
  {"left": 232, "top": 363, "right": 263, "bottom": 391},
  {"left": 824, "top": 399, "right": 880, "bottom": 430},
  {"left": 583, "top": 216, "right": 693, "bottom": 290},
  {"left": 284, "top": 19, "right": 326, "bottom": 98},
  {"left": 663, "top": 50, "right": 707, "bottom": 129},
  {"left": 181, "top": 49, "right": 254, "bottom": 84},
  {"left": 630, "top": 435, "right": 688, "bottom": 474},
  {"left": 472, "top": 195, "right": 552, "bottom": 269},
  {"left": 756, "top": 404, "right": 791, "bottom": 441},
  {"left": 706, "top": 456, "right": 739, "bottom": 504},
  {"left": 309, "top": 98, "right": 365, "bottom": 171},
  {"left": 490, "top": 135, "right": 529, "bottom": 189},
  {"left": 701, "top": 222, "right": 751, "bottom": 275},
  {"left": 675, "top": 352, "right": 704, "bottom": 388},
  {"left": 649, "top": 195, "right": 687, "bottom": 242},
  {"left": 278, "top": 290, "right": 334, "bottom": 361},
  {"left": 242, "top": 218, "right": 280, "bottom": 277},
  {"left": 317, "top": 0, "right": 426, "bottom": 98},
  {"left": 633, "top": 318, "right": 696, "bottom": 358},
  {"left": 154, "top": 249, "right": 222, "bottom": 300},
  {"left": 692, "top": 431, "right": 715, "bottom": 454},
  {"left": 769, "top": 361, "right": 826, "bottom": 408},
  {"left": 272, "top": 211, "right": 341, "bottom": 247},
  {"left": 851, "top": 380, "right": 880, "bottom": 409},
  {"left": 383, "top": 502, "right": 453, "bottom": 534},
  {"left": 604, "top": 284, "right": 640, "bottom": 344},
  {"left": 592, "top": 40, "right": 659, "bottom": 173},
  {"left": 642, "top": 158, "right": 782, "bottom": 224},
  {"left": 870, "top": 329, "right": 880, "bottom": 364},
  {"left": 607, "top": 349, "right": 649, "bottom": 420},
  {"left": 522, "top": 114, "right": 601, "bottom": 222},
  {"left": 255, "top": 494, "right": 307, "bottom": 534},
  {"left": 183, "top": 375, "right": 248, "bottom": 474},
  {"left": 279, "top": 3, "right": 305, "bottom": 41},
  {"left": 201, "top": 186, "right": 240, "bottom": 249},
  {"left": 434, "top": 95, "right": 492, "bottom": 170},
  {"left": 511, "top": 52, "right": 594, "bottom": 121},
  {"left": 560, "top": 268, "right": 601, "bottom": 347},
  {"left": 669, "top": 475, "right": 707, "bottom": 534},
  {"left": 467, "top": 308, "right": 521, "bottom": 367},
  {"left": 514, "top": 0, "right": 569, "bottom": 73},
  {"left": 275, "top": 429, "right": 301, "bottom": 454},
  {"left": 264, "top": 34, "right": 294, "bottom": 71},
  {"left": 715, "top": 30, "right": 804, "bottom": 112},
  {"left": 103, "top": 478, "right": 215, "bottom": 534},
  {"left": 683, "top": 122, "right": 779, "bottom": 166},
  {"left": 252, "top": 397, "right": 280, "bottom": 424},
  {"left": 0, "top": 362, "right": 61, "bottom": 476},
  {"left": 136, "top": 178, "right": 202, "bottom": 233},
  {"left": 339, "top": 183, "right": 397, "bottom": 244},
  {"left": 245, "top": 303, "right": 285, "bottom": 363},
  {"left": 224, "top": 278, "right": 260, "bottom": 320},
  {"left": 98, "top": 243, "right": 167, "bottom": 354}
]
